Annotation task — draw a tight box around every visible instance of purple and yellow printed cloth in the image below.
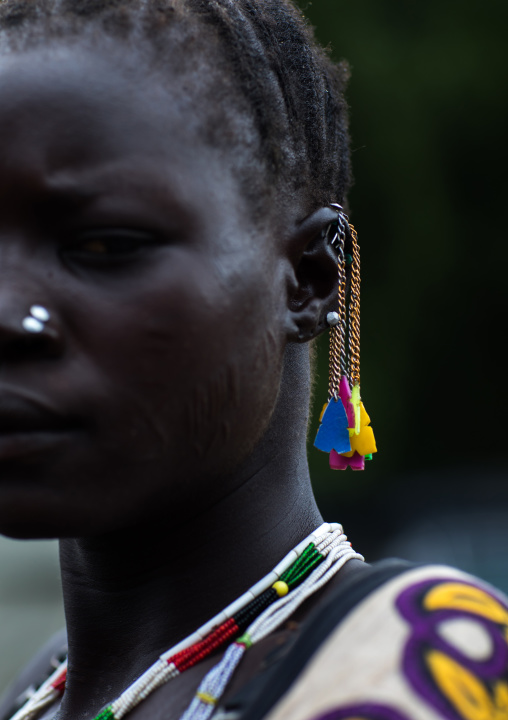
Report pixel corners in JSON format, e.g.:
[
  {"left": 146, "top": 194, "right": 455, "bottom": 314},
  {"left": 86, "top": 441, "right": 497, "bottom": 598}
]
[{"left": 264, "top": 566, "right": 508, "bottom": 720}]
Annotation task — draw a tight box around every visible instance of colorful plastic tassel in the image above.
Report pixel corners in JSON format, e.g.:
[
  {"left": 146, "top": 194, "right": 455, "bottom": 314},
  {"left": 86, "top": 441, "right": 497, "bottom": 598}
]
[
  {"left": 314, "top": 397, "right": 351, "bottom": 455},
  {"left": 314, "top": 375, "right": 377, "bottom": 471}
]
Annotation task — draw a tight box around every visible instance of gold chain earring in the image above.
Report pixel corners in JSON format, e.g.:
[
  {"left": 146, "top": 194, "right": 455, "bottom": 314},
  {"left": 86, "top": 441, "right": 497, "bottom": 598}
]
[{"left": 314, "top": 206, "right": 377, "bottom": 471}]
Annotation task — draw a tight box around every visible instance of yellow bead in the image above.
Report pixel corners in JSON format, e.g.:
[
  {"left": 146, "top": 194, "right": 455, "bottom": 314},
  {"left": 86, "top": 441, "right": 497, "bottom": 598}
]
[
  {"left": 196, "top": 692, "right": 217, "bottom": 706},
  {"left": 272, "top": 581, "right": 289, "bottom": 597}
]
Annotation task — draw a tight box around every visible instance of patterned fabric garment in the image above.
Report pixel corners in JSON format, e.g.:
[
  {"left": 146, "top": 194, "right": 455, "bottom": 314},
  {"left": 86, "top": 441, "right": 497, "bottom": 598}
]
[
  {"left": 215, "top": 562, "right": 508, "bottom": 720},
  {"left": 267, "top": 565, "right": 508, "bottom": 720}
]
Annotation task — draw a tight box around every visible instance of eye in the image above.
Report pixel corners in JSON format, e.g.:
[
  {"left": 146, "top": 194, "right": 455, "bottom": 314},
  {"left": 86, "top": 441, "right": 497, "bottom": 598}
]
[{"left": 63, "top": 229, "right": 159, "bottom": 261}]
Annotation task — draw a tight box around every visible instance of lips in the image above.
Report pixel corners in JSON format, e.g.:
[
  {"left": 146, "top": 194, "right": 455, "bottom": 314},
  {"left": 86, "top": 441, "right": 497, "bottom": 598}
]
[
  {"left": 0, "top": 390, "right": 82, "bottom": 461},
  {"left": 0, "top": 392, "right": 72, "bottom": 434}
]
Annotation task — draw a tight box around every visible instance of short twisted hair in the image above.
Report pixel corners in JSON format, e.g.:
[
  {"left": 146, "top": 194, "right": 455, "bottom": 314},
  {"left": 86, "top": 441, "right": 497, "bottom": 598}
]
[{"left": 0, "top": 0, "right": 351, "bottom": 216}]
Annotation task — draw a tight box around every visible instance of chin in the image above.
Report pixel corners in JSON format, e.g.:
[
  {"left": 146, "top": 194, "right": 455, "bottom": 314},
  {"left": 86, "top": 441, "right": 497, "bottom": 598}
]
[
  {"left": 0, "top": 495, "right": 98, "bottom": 540},
  {"left": 0, "top": 513, "right": 59, "bottom": 540}
]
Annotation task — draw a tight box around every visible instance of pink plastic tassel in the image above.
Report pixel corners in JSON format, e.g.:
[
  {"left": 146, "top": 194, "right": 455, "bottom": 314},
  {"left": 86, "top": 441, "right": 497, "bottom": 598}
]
[{"left": 330, "top": 450, "right": 365, "bottom": 471}]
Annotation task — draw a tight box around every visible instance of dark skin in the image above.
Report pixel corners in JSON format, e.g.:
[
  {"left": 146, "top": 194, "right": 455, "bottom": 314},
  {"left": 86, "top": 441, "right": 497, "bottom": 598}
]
[{"left": 0, "top": 42, "right": 361, "bottom": 720}]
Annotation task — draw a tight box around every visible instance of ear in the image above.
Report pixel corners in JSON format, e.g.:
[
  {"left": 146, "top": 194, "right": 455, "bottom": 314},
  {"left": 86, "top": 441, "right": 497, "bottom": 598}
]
[{"left": 284, "top": 207, "right": 341, "bottom": 343}]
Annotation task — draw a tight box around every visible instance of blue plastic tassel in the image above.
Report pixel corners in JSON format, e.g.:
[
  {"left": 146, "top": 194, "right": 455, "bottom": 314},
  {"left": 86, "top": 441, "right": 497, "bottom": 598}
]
[{"left": 314, "top": 398, "right": 351, "bottom": 454}]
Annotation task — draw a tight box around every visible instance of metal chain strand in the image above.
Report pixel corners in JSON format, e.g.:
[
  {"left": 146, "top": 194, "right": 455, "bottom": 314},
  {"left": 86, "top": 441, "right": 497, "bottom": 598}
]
[
  {"left": 348, "top": 224, "right": 361, "bottom": 387},
  {"left": 327, "top": 208, "right": 348, "bottom": 401},
  {"left": 329, "top": 250, "right": 347, "bottom": 400},
  {"left": 337, "top": 246, "right": 348, "bottom": 379},
  {"left": 329, "top": 322, "right": 342, "bottom": 400}
]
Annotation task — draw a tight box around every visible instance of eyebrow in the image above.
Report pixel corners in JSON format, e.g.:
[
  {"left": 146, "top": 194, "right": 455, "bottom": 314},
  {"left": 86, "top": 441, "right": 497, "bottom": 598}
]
[
  {"left": 41, "top": 163, "right": 196, "bottom": 222},
  {"left": 45, "top": 165, "right": 170, "bottom": 202}
]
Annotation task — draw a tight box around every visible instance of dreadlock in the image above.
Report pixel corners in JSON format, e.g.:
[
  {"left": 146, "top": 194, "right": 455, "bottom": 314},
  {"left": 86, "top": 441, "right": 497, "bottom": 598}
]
[{"left": 0, "top": 0, "right": 351, "bottom": 215}]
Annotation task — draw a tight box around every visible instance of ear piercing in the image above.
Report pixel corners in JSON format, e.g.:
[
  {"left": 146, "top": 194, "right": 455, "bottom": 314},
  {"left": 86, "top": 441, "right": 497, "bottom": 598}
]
[
  {"left": 314, "top": 205, "right": 377, "bottom": 471},
  {"left": 22, "top": 305, "right": 50, "bottom": 333},
  {"left": 326, "top": 312, "right": 340, "bottom": 327}
]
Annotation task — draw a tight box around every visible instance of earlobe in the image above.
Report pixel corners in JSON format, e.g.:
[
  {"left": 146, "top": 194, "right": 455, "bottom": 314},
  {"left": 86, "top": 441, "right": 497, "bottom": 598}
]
[{"left": 285, "top": 206, "right": 341, "bottom": 343}]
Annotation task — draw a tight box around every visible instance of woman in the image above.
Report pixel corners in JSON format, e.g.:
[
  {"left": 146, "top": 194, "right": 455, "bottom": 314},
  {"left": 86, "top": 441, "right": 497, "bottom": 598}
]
[{"left": 0, "top": 2, "right": 507, "bottom": 720}]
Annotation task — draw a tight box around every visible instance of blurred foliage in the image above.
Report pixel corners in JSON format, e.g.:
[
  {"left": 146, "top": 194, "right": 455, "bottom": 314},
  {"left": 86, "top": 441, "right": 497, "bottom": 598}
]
[{"left": 300, "top": 0, "right": 508, "bottom": 550}]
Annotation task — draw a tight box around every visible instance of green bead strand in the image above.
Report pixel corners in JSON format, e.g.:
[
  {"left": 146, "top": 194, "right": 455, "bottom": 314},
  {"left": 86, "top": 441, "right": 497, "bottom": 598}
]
[
  {"left": 94, "top": 706, "right": 115, "bottom": 720},
  {"left": 286, "top": 554, "right": 323, "bottom": 588},
  {"left": 280, "top": 545, "right": 314, "bottom": 583},
  {"left": 281, "top": 544, "right": 323, "bottom": 588},
  {"left": 282, "top": 546, "right": 321, "bottom": 585}
]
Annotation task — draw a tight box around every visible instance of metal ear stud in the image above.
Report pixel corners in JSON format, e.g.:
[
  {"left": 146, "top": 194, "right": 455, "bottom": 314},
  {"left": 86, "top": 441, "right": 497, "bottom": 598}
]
[
  {"left": 326, "top": 312, "right": 340, "bottom": 327},
  {"left": 22, "top": 305, "right": 50, "bottom": 333}
]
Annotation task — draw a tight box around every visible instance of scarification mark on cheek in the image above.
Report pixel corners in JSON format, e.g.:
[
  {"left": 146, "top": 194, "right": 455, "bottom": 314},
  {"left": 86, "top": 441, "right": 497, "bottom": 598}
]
[
  {"left": 98, "top": 392, "right": 173, "bottom": 460},
  {"left": 186, "top": 363, "right": 241, "bottom": 458}
]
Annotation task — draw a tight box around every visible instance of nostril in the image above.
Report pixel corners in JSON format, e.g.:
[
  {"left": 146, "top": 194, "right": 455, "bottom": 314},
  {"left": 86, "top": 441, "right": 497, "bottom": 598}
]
[{"left": 0, "top": 332, "right": 60, "bottom": 362}]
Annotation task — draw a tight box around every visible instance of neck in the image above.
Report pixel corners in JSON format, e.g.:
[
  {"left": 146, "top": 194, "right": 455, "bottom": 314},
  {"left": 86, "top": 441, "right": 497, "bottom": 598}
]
[{"left": 57, "top": 344, "right": 323, "bottom": 719}]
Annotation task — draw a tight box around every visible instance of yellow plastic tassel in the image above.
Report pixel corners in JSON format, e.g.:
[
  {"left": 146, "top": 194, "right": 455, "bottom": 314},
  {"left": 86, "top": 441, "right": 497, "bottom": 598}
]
[
  {"left": 351, "top": 383, "right": 361, "bottom": 435},
  {"left": 341, "top": 401, "right": 377, "bottom": 458}
]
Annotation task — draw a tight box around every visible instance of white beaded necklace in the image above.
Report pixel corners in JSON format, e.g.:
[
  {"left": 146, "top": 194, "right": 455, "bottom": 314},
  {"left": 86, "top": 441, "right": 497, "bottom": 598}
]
[{"left": 9, "top": 523, "right": 363, "bottom": 720}]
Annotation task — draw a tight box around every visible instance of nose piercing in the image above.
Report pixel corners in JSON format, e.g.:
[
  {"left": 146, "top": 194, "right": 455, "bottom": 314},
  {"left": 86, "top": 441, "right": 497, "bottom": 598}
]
[{"left": 22, "top": 305, "right": 50, "bottom": 333}]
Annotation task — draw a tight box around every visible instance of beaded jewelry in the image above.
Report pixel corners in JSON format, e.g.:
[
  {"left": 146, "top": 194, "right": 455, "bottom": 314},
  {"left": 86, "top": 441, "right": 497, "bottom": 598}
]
[
  {"left": 314, "top": 205, "right": 377, "bottom": 470},
  {"left": 8, "top": 523, "right": 362, "bottom": 720}
]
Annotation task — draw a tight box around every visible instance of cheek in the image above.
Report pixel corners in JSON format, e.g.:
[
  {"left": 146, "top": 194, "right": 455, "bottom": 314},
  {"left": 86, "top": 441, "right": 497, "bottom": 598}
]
[
  {"left": 0, "top": 265, "right": 285, "bottom": 537},
  {"left": 184, "top": 323, "right": 282, "bottom": 466},
  {"left": 79, "top": 258, "right": 284, "bottom": 471}
]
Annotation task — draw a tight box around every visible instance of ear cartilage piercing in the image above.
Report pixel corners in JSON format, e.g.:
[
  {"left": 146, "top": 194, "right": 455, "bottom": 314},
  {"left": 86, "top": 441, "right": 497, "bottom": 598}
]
[
  {"left": 22, "top": 305, "right": 50, "bottom": 334},
  {"left": 314, "top": 205, "right": 377, "bottom": 471}
]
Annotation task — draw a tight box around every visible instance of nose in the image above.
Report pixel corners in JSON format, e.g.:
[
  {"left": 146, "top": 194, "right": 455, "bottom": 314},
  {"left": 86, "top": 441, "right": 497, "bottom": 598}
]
[{"left": 0, "top": 298, "right": 65, "bottom": 363}]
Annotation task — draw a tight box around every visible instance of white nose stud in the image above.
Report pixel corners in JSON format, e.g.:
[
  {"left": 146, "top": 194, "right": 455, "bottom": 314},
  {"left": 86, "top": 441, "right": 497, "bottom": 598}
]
[{"left": 22, "top": 305, "right": 50, "bottom": 333}]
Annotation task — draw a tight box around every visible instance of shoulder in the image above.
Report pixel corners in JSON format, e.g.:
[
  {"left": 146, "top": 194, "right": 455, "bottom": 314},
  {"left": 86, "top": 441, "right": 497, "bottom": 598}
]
[
  {"left": 219, "top": 562, "right": 508, "bottom": 720},
  {"left": 0, "top": 628, "right": 67, "bottom": 720}
]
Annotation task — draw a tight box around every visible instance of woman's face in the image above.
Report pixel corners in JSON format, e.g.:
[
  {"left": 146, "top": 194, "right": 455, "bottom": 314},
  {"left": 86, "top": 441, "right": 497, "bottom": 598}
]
[{"left": 0, "top": 43, "right": 290, "bottom": 538}]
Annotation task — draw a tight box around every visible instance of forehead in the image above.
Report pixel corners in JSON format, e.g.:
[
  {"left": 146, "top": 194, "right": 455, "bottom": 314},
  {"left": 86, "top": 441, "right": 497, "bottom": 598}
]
[
  {"left": 0, "top": 43, "right": 221, "bottom": 164},
  {"left": 0, "top": 42, "right": 269, "bottom": 238}
]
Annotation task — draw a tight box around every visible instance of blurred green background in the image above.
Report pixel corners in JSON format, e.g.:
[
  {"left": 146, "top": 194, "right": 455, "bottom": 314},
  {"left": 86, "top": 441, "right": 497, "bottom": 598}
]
[
  {"left": 300, "top": 0, "right": 508, "bottom": 586},
  {"left": 1, "top": 0, "right": 508, "bottom": 696}
]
